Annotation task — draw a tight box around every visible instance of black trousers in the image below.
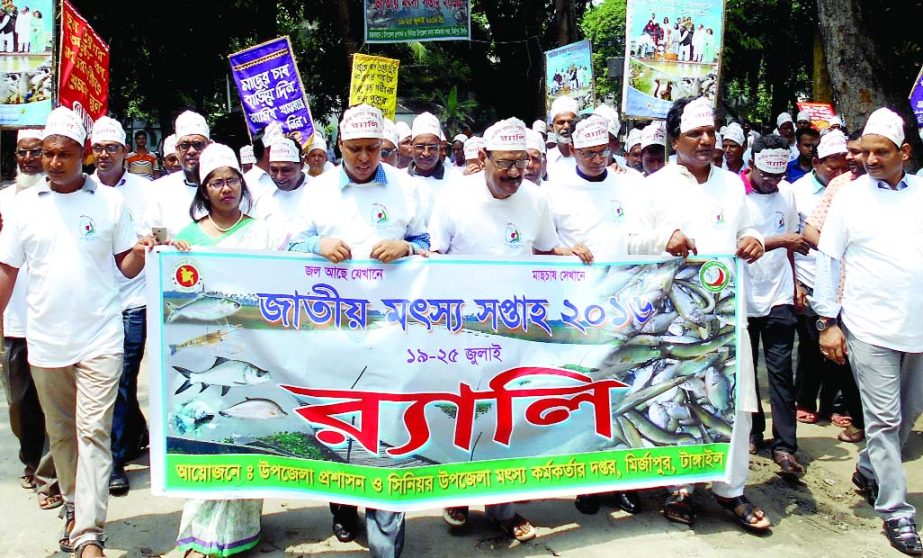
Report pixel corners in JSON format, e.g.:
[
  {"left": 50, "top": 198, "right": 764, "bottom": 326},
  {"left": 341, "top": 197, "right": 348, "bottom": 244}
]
[{"left": 749, "top": 304, "right": 798, "bottom": 452}]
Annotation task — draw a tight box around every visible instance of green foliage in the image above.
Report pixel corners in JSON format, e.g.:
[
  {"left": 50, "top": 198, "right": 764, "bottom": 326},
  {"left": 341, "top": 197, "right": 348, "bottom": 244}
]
[
  {"left": 581, "top": 0, "right": 627, "bottom": 102},
  {"left": 434, "top": 86, "right": 478, "bottom": 136}
]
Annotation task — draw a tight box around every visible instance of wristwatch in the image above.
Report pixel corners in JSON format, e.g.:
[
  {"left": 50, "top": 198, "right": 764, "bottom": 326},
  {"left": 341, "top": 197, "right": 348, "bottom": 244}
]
[{"left": 815, "top": 317, "right": 837, "bottom": 331}]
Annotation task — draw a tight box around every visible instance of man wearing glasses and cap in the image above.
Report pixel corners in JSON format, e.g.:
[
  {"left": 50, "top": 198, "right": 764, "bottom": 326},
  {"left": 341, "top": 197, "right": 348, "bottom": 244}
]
[{"left": 406, "top": 112, "right": 450, "bottom": 218}]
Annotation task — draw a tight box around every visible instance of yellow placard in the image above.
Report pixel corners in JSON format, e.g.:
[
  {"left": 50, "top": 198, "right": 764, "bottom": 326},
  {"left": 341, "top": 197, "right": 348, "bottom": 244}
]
[{"left": 349, "top": 53, "right": 400, "bottom": 120}]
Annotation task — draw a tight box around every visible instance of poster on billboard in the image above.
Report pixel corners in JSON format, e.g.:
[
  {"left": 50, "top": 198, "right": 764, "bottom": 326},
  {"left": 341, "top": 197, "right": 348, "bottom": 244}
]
[
  {"left": 0, "top": 0, "right": 54, "bottom": 127},
  {"left": 545, "top": 40, "right": 594, "bottom": 115}
]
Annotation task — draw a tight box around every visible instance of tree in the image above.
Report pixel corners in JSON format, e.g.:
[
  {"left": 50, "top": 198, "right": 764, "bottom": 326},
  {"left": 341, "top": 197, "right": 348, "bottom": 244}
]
[{"left": 581, "top": 0, "right": 626, "bottom": 102}]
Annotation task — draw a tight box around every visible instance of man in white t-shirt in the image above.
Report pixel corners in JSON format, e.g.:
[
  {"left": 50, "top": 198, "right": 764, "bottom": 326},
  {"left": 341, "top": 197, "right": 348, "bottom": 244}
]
[
  {"left": 288, "top": 104, "right": 429, "bottom": 558},
  {"left": 149, "top": 111, "right": 213, "bottom": 238},
  {"left": 814, "top": 108, "right": 923, "bottom": 556},
  {"left": 545, "top": 96, "right": 579, "bottom": 180},
  {"left": 743, "top": 134, "right": 810, "bottom": 476},
  {"left": 239, "top": 145, "right": 256, "bottom": 173},
  {"left": 252, "top": 137, "right": 309, "bottom": 238},
  {"left": 430, "top": 118, "right": 559, "bottom": 543},
  {"left": 0, "top": 128, "right": 60, "bottom": 510},
  {"left": 523, "top": 129, "right": 547, "bottom": 186},
  {"left": 629, "top": 97, "right": 770, "bottom": 533},
  {"left": 592, "top": 103, "right": 628, "bottom": 168},
  {"left": 624, "top": 127, "right": 643, "bottom": 173},
  {"left": 242, "top": 132, "right": 276, "bottom": 199},
  {"left": 406, "top": 112, "right": 450, "bottom": 214},
  {"left": 545, "top": 113, "right": 646, "bottom": 516},
  {"left": 0, "top": 107, "right": 154, "bottom": 557},
  {"left": 90, "top": 116, "right": 157, "bottom": 497},
  {"left": 639, "top": 121, "right": 667, "bottom": 177},
  {"left": 395, "top": 121, "right": 413, "bottom": 169}
]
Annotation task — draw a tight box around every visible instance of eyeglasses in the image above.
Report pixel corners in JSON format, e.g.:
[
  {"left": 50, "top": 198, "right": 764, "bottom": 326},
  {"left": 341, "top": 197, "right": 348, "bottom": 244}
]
[
  {"left": 91, "top": 144, "right": 122, "bottom": 155},
  {"left": 178, "top": 141, "right": 207, "bottom": 152},
  {"left": 206, "top": 177, "right": 242, "bottom": 190},
  {"left": 413, "top": 143, "right": 441, "bottom": 153},
  {"left": 490, "top": 157, "right": 529, "bottom": 171},
  {"left": 381, "top": 148, "right": 395, "bottom": 158},
  {"left": 577, "top": 148, "right": 611, "bottom": 160},
  {"left": 16, "top": 148, "right": 42, "bottom": 157}
]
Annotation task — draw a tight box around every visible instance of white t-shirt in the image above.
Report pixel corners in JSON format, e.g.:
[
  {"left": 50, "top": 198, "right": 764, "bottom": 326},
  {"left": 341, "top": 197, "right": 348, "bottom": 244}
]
[
  {"left": 242, "top": 165, "right": 275, "bottom": 200},
  {"left": 818, "top": 174, "right": 923, "bottom": 352},
  {"left": 407, "top": 166, "right": 451, "bottom": 221},
  {"left": 0, "top": 177, "right": 136, "bottom": 367},
  {"left": 251, "top": 173, "right": 310, "bottom": 239},
  {"left": 293, "top": 164, "right": 427, "bottom": 258},
  {"left": 148, "top": 171, "right": 201, "bottom": 239},
  {"left": 545, "top": 169, "right": 645, "bottom": 260},
  {"left": 429, "top": 174, "right": 559, "bottom": 257},
  {"left": 790, "top": 171, "right": 825, "bottom": 288},
  {"left": 744, "top": 183, "right": 797, "bottom": 317},
  {"left": 0, "top": 184, "right": 30, "bottom": 337},
  {"left": 94, "top": 170, "right": 156, "bottom": 310},
  {"left": 546, "top": 146, "right": 577, "bottom": 182}
]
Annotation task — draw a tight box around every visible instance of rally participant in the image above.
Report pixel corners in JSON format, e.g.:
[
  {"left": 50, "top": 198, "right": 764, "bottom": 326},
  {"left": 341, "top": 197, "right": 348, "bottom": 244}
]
[
  {"left": 0, "top": 128, "right": 61, "bottom": 511},
  {"left": 776, "top": 112, "right": 798, "bottom": 159},
  {"left": 523, "top": 129, "right": 547, "bottom": 185},
  {"left": 786, "top": 128, "right": 820, "bottom": 183},
  {"left": 712, "top": 131, "right": 725, "bottom": 167},
  {"left": 395, "top": 121, "right": 413, "bottom": 169},
  {"left": 407, "top": 112, "right": 451, "bottom": 203},
  {"left": 149, "top": 111, "right": 214, "bottom": 238},
  {"left": 242, "top": 131, "right": 276, "bottom": 199},
  {"left": 125, "top": 130, "right": 159, "bottom": 180},
  {"left": 451, "top": 133, "right": 468, "bottom": 172},
  {"left": 381, "top": 119, "right": 400, "bottom": 168},
  {"left": 639, "top": 121, "right": 666, "bottom": 176},
  {"left": 171, "top": 143, "right": 282, "bottom": 558},
  {"left": 743, "top": 134, "right": 809, "bottom": 475},
  {"left": 252, "top": 137, "right": 310, "bottom": 237},
  {"left": 796, "top": 111, "right": 812, "bottom": 131},
  {"left": 545, "top": 132, "right": 557, "bottom": 151},
  {"left": 722, "top": 122, "right": 747, "bottom": 174},
  {"left": 532, "top": 119, "right": 548, "bottom": 142},
  {"left": 789, "top": 130, "right": 848, "bottom": 427},
  {"left": 462, "top": 136, "right": 485, "bottom": 175},
  {"left": 813, "top": 108, "right": 923, "bottom": 556},
  {"left": 624, "top": 128, "right": 643, "bottom": 173},
  {"left": 288, "top": 104, "right": 428, "bottom": 558},
  {"left": 593, "top": 103, "right": 627, "bottom": 167},
  {"left": 546, "top": 96, "right": 579, "bottom": 179},
  {"left": 90, "top": 116, "right": 157, "bottom": 496},
  {"left": 629, "top": 97, "right": 770, "bottom": 533},
  {"left": 305, "top": 135, "right": 330, "bottom": 178},
  {"left": 239, "top": 145, "right": 256, "bottom": 173},
  {"left": 0, "top": 107, "right": 155, "bottom": 558},
  {"left": 827, "top": 115, "right": 844, "bottom": 132},
  {"left": 430, "top": 117, "right": 557, "bottom": 543},
  {"left": 161, "top": 135, "right": 181, "bottom": 175}
]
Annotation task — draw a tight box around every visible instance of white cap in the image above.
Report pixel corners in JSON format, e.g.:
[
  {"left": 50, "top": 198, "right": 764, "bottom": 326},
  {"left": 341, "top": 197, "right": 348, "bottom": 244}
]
[
  {"left": 626, "top": 128, "right": 643, "bottom": 151},
  {"left": 713, "top": 131, "right": 722, "bottom": 147},
  {"left": 175, "top": 110, "right": 210, "bottom": 140},
  {"left": 17, "top": 128, "right": 43, "bottom": 143},
  {"left": 525, "top": 129, "right": 546, "bottom": 154},
  {"left": 863, "top": 108, "right": 905, "bottom": 147},
  {"left": 381, "top": 120, "right": 399, "bottom": 148},
  {"left": 547, "top": 132, "right": 557, "bottom": 143},
  {"left": 593, "top": 103, "right": 622, "bottom": 137},
  {"left": 395, "top": 120, "right": 412, "bottom": 141},
  {"left": 91, "top": 116, "right": 126, "bottom": 146},
  {"left": 754, "top": 148, "right": 790, "bottom": 174},
  {"left": 640, "top": 121, "right": 666, "bottom": 150},
  {"left": 411, "top": 112, "right": 442, "bottom": 140},
  {"left": 796, "top": 111, "right": 811, "bottom": 123},
  {"left": 723, "top": 123, "right": 745, "bottom": 146},
  {"left": 572, "top": 115, "right": 610, "bottom": 149},
  {"left": 340, "top": 104, "right": 384, "bottom": 141},
  {"left": 776, "top": 112, "right": 793, "bottom": 127},
  {"left": 828, "top": 115, "right": 844, "bottom": 128},
  {"left": 550, "top": 96, "right": 579, "bottom": 119},
  {"left": 198, "top": 143, "right": 240, "bottom": 182},
  {"left": 680, "top": 97, "right": 715, "bottom": 133},
  {"left": 484, "top": 118, "right": 527, "bottom": 151},
  {"left": 239, "top": 145, "right": 256, "bottom": 165},
  {"left": 816, "top": 129, "right": 848, "bottom": 159},
  {"left": 464, "top": 136, "right": 485, "bottom": 160},
  {"left": 44, "top": 106, "right": 87, "bottom": 145},
  {"left": 532, "top": 120, "right": 547, "bottom": 134},
  {"left": 163, "top": 134, "right": 177, "bottom": 156},
  {"left": 309, "top": 134, "right": 328, "bottom": 154},
  {"left": 452, "top": 134, "right": 468, "bottom": 144},
  {"left": 262, "top": 121, "right": 286, "bottom": 147},
  {"left": 270, "top": 138, "right": 302, "bottom": 163}
]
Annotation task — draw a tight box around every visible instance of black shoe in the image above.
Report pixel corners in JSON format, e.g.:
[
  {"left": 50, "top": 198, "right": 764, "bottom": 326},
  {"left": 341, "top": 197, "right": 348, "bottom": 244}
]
[
  {"left": 884, "top": 518, "right": 923, "bottom": 556},
  {"left": 613, "top": 491, "right": 642, "bottom": 514},
  {"left": 125, "top": 430, "right": 150, "bottom": 462},
  {"left": 109, "top": 467, "right": 129, "bottom": 496},
  {"left": 852, "top": 467, "right": 878, "bottom": 506},
  {"left": 332, "top": 509, "right": 360, "bottom": 543},
  {"left": 574, "top": 494, "right": 601, "bottom": 515}
]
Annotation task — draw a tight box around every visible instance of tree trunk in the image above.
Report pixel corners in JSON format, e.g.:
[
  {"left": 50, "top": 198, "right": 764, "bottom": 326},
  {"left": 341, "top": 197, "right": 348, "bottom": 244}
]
[{"left": 554, "top": 0, "right": 577, "bottom": 46}]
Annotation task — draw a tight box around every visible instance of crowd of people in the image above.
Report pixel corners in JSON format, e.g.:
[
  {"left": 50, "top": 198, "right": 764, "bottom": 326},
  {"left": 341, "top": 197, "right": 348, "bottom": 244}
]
[
  {"left": 0, "top": 90, "right": 921, "bottom": 558},
  {"left": 637, "top": 12, "right": 717, "bottom": 64}
]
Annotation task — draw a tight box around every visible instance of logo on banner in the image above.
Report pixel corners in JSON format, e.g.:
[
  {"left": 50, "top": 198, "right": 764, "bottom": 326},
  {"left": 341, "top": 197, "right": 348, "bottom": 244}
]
[
  {"left": 505, "top": 223, "right": 522, "bottom": 246},
  {"left": 699, "top": 260, "right": 731, "bottom": 293},
  {"left": 78, "top": 215, "right": 96, "bottom": 239},
  {"left": 371, "top": 203, "right": 389, "bottom": 225},
  {"left": 173, "top": 260, "right": 201, "bottom": 291}
]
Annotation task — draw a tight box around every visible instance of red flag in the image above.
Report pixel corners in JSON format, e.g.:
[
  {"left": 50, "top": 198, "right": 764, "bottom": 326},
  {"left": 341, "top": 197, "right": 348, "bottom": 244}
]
[{"left": 58, "top": 0, "right": 110, "bottom": 135}]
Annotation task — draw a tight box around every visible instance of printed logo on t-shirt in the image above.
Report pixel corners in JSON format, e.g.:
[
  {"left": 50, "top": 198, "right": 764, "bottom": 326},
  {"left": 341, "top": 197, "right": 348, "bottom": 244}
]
[
  {"left": 78, "top": 215, "right": 97, "bottom": 239},
  {"left": 504, "top": 222, "right": 522, "bottom": 246},
  {"left": 711, "top": 205, "right": 726, "bottom": 228},
  {"left": 610, "top": 199, "right": 625, "bottom": 221},
  {"left": 371, "top": 203, "right": 389, "bottom": 225},
  {"left": 772, "top": 210, "right": 785, "bottom": 234}
]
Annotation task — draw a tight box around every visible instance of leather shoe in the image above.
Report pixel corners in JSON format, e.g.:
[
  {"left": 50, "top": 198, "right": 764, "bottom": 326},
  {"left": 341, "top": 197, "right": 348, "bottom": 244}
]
[
  {"left": 772, "top": 450, "right": 805, "bottom": 478},
  {"left": 574, "top": 494, "right": 601, "bottom": 515},
  {"left": 612, "top": 491, "right": 641, "bottom": 514},
  {"left": 109, "top": 467, "right": 129, "bottom": 496},
  {"left": 884, "top": 517, "right": 923, "bottom": 556},
  {"left": 852, "top": 467, "right": 879, "bottom": 507},
  {"left": 332, "top": 509, "right": 360, "bottom": 543}
]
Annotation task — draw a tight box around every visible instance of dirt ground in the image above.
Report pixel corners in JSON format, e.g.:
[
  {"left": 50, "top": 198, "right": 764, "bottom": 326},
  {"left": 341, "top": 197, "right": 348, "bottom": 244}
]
[{"left": 2, "top": 358, "right": 921, "bottom": 558}]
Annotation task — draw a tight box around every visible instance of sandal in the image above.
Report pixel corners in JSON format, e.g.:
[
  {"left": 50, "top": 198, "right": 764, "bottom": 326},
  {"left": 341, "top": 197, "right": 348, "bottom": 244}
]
[
  {"left": 838, "top": 425, "right": 865, "bottom": 443},
  {"left": 884, "top": 517, "right": 923, "bottom": 556},
  {"left": 19, "top": 475, "right": 36, "bottom": 490},
  {"left": 830, "top": 413, "right": 853, "bottom": 428},
  {"left": 59, "top": 508, "right": 76, "bottom": 552},
  {"left": 442, "top": 506, "right": 469, "bottom": 527},
  {"left": 74, "top": 539, "right": 105, "bottom": 557},
  {"left": 663, "top": 490, "right": 695, "bottom": 526},
  {"left": 39, "top": 493, "right": 64, "bottom": 510},
  {"left": 494, "top": 513, "right": 536, "bottom": 542},
  {"left": 715, "top": 494, "right": 771, "bottom": 532},
  {"left": 796, "top": 407, "right": 818, "bottom": 424}
]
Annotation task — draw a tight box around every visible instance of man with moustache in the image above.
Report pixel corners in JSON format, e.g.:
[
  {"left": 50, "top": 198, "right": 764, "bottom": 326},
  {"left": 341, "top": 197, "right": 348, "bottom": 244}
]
[
  {"left": 252, "top": 137, "right": 310, "bottom": 236},
  {"left": 545, "top": 96, "right": 579, "bottom": 180},
  {"left": 523, "top": 129, "right": 547, "bottom": 186},
  {"left": 160, "top": 135, "right": 181, "bottom": 175},
  {"left": 0, "top": 128, "right": 61, "bottom": 511},
  {"left": 407, "top": 112, "right": 451, "bottom": 207},
  {"left": 395, "top": 120, "right": 413, "bottom": 169}
]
